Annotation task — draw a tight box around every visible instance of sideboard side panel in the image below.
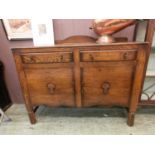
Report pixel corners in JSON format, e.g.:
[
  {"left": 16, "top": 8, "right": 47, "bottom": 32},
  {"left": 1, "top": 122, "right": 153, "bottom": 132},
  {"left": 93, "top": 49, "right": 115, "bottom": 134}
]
[{"left": 13, "top": 52, "right": 36, "bottom": 124}]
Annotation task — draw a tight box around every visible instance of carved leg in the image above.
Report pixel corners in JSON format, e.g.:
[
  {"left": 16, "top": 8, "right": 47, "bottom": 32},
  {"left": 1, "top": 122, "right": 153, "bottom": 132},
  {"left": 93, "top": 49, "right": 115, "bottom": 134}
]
[{"left": 127, "top": 112, "right": 135, "bottom": 127}]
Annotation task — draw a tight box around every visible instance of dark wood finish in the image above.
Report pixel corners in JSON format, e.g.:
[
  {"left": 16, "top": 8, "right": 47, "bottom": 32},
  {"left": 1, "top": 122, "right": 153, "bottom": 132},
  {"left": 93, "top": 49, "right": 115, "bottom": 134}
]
[{"left": 12, "top": 38, "right": 149, "bottom": 126}]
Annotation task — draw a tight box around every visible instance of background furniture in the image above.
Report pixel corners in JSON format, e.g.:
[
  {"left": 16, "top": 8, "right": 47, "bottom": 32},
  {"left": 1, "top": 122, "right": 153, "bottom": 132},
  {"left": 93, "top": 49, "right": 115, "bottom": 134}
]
[
  {"left": 0, "top": 61, "right": 11, "bottom": 110},
  {"left": 0, "top": 61, "right": 12, "bottom": 124},
  {"left": 134, "top": 20, "right": 155, "bottom": 105},
  {"left": 12, "top": 37, "right": 149, "bottom": 126}
]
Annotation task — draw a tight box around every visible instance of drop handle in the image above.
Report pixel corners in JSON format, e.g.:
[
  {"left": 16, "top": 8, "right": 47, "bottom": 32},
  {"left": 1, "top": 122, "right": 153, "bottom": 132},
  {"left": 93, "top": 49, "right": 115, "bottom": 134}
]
[
  {"left": 47, "top": 83, "right": 56, "bottom": 94},
  {"left": 102, "top": 82, "right": 111, "bottom": 95}
]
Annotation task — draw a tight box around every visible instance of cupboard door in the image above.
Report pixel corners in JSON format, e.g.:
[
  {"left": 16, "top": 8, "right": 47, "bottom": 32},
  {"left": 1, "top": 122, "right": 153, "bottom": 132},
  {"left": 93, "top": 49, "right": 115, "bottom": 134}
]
[
  {"left": 25, "top": 68, "right": 75, "bottom": 107},
  {"left": 81, "top": 62, "right": 135, "bottom": 107}
]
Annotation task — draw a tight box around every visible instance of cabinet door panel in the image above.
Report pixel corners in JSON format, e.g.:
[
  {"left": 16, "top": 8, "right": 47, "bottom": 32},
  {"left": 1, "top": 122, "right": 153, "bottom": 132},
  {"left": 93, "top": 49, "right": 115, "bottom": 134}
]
[
  {"left": 25, "top": 68, "right": 75, "bottom": 107},
  {"left": 81, "top": 62, "right": 135, "bottom": 107}
]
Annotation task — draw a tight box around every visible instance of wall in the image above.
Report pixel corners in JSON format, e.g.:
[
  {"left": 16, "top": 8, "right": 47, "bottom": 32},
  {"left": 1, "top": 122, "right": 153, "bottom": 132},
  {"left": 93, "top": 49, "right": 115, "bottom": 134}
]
[
  {"left": 53, "top": 19, "right": 135, "bottom": 41},
  {"left": 0, "top": 19, "right": 135, "bottom": 103},
  {"left": 0, "top": 21, "right": 33, "bottom": 103}
]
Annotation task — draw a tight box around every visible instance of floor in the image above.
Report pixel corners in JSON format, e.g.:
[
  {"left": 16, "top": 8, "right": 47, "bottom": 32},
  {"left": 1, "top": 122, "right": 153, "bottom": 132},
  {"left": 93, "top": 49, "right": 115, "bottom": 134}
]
[{"left": 0, "top": 104, "right": 155, "bottom": 135}]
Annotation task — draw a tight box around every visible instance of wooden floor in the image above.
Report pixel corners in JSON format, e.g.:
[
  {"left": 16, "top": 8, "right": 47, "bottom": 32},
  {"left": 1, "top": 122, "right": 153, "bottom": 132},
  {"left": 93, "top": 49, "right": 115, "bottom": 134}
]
[{"left": 1, "top": 104, "right": 155, "bottom": 134}]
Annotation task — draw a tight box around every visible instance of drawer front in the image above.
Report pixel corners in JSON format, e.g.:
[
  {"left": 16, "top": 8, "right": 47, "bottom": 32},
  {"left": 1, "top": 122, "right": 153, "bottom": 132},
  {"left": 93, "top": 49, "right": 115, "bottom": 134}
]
[
  {"left": 21, "top": 52, "right": 73, "bottom": 64},
  {"left": 81, "top": 62, "right": 135, "bottom": 107},
  {"left": 25, "top": 68, "right": 75, "bottom": 107},
  {"left": 81, "top": 50, "right": 137, "bottom": 62}
]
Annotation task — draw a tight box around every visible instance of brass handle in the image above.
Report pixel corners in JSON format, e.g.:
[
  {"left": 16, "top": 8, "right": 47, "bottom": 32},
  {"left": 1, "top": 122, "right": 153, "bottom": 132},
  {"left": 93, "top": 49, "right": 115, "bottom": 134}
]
[
  {"left": 47, "top": 83, "right": 56, "bottom": 94},
  {"left": 102, "top": 82, "right": 111, "bottom": 95}
]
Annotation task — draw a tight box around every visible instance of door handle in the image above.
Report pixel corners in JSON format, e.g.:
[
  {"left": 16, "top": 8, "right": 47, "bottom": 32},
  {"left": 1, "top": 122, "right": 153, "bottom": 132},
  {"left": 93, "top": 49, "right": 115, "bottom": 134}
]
[
  {"left": 102, "top": 82, "right": 111, "bottom": 95},
  {"left": 47, "top": 83, "right": 56, "bottom": 94}
]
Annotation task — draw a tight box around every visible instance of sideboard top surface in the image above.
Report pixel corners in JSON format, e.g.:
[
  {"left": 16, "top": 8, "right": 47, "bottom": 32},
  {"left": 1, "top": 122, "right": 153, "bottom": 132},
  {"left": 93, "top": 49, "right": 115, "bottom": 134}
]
[{"left": 11, "top": 42, "right": 148, "bottom": 50}]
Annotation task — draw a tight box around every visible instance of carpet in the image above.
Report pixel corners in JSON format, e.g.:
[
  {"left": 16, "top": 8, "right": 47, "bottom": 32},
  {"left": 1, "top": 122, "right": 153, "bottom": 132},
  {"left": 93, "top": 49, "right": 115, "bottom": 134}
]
[{"left": 0, "top": 104, "right": 155, "bottom": 135}]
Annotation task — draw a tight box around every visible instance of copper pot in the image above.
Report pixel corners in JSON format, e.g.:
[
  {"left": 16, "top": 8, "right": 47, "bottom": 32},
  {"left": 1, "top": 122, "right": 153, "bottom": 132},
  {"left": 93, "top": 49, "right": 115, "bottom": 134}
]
[{"left": 91, "top": 19, "right": 136, "bottom": 44}]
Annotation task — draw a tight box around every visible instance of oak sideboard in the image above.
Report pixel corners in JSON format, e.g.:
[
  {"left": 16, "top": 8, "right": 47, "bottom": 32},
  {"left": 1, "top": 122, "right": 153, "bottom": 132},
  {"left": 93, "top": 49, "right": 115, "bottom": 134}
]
[{"left": 12, "top": 42, "right": 149, "bottom": 126}]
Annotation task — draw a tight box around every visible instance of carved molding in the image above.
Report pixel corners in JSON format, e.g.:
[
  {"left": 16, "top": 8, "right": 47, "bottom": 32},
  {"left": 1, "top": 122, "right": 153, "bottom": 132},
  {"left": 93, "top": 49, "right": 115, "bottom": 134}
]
[{"left": 22, "top": 53, "right": 73, "bottom": 63}]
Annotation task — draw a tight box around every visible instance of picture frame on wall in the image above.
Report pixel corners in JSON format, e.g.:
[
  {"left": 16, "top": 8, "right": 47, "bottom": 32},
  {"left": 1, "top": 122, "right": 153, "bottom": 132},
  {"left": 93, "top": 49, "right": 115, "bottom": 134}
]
[
  {"left": 2, "top": 19, "right": 32, "bottom": 40},
  {"left": 31, "top": 19, "right": 55, "bottom": 46}
]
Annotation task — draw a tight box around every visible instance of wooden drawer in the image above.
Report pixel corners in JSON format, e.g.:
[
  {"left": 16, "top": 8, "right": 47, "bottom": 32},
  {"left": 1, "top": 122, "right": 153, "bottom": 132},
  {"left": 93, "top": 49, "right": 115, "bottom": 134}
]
[
  {"left": 25, "top": 68, "right": 75, "bottom": 107},
  {"left": 80, "top": 50, "right": 137, "bottom": 62},
  {"left": 21, "top": 52, "right": 73, "bottom": 64},
  {"left": 81, "top": 62, "right": 135, "bottom": 107}
]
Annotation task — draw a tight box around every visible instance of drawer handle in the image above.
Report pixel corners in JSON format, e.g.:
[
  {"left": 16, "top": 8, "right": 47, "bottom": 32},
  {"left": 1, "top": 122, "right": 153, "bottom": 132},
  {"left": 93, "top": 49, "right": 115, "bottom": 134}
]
[
  {"left": 47, "top": 83, "right": 56, "bottom": 94},
  {"left": 102, "top": 82, "right": 111, "bottom": 95}
]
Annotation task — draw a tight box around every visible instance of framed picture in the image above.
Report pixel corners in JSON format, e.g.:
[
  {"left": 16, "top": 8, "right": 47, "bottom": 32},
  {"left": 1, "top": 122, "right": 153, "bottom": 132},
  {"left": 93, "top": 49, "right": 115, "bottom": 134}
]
[
  {"left": 2, "top": 19, "right": 32, "bottom": 40},
  {"left": 31, "top": 19, "right": 55, "bottom": 46}
]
